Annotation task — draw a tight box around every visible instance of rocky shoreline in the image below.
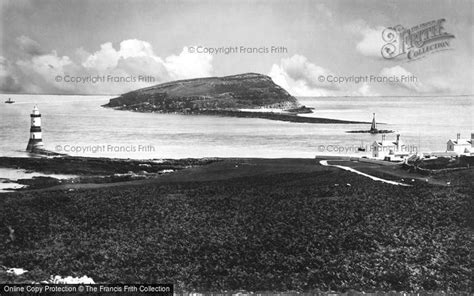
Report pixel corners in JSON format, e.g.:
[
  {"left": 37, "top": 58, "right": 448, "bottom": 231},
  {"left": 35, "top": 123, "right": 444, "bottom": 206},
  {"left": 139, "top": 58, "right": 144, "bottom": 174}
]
[
  {"left": 196, "top": 109, "right": 369, "bottom": 124},
  {"left": 107, "top": 104, "right": 369, "bottom": 124},
  {"left": 346, "top": 129, "right": 395, "bottom": 134},
  {"left": 0, "top": 156, "right": 219, "bottom": 191}
]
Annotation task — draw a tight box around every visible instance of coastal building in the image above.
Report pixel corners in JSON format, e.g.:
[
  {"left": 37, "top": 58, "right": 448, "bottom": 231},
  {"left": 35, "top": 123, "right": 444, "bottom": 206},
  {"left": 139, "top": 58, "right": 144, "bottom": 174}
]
[
  {"left": 26, "top": 106, "right": 44, "bottom": 152},
  {"left": 371, "top": 134, "right": 407, "bottom": 160},
  {"left": 446, "top": 133, "right": 473, "bottom": 155}
]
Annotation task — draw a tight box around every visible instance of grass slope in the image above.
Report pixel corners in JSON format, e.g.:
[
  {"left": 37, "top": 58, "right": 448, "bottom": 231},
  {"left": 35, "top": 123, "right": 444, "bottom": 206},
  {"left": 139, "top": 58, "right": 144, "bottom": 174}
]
[{"left": 0, "top": 163, "right": 472, "bottom": 292}]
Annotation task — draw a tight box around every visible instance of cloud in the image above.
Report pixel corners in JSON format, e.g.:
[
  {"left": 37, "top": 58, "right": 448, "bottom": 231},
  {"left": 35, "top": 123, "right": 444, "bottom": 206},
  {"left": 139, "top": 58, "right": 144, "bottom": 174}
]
[
  {"left": 2, "top": 37, "right": 214, "bottom": 94},
  {"left": 81, "top": 40, "right": 213, "bottom": 80},
  {"left": 348, "top": 20, "right": 385, "bottom": 58},
  {"left": 164, "top": 47, "right": 213, "bottom": 80},
  {"left": 379, "top": 65, "right": 452, "bottom": 94},
  {"left": 16, "top": 50, "right": 79, "bottom": 93},
  {"left": 356, "top": 82, "right": 379, "bottom": 96},
  {"left": 268, "top": 57, "right": 453, "bottom": 97},
  {"left": 82, "top": 42, "right": 121, "bottom": 71},
  {"left": 15, "top": 35, "right": 45, "bottom": 56},
  {"left": 315, "top": 3, "right": 333, "bottom": 19},
  {"left": 268, "top": 55, "right": 337, "bottom": 96},
  {"left": 82, "top": 39, "right": 163, "bottom": 71},
  {"left": 0, "top": 56, "right": 22, "bottom": 92},
  {"left": 379, "top": 66, "right": 421, "bottom": 91}
]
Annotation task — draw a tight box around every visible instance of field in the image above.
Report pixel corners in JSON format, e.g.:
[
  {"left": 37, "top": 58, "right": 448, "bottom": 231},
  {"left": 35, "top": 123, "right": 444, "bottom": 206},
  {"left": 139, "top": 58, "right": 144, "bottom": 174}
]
[{"left": 0, "top": 158, "right": 472, "bottom": 293}]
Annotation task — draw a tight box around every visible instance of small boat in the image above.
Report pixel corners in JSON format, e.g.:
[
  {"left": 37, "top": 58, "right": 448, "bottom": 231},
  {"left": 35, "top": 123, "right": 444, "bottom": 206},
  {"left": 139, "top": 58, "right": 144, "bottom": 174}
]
[{"left": 4, "top": 98, "right": 15, "bottom": 104}]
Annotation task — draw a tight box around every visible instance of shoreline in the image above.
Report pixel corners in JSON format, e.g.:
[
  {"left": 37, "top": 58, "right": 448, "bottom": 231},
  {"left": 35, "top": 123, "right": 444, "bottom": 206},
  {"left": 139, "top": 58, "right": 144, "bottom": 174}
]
[
  {"left": 195, "top": 109, "right": 369, "bottom": 124},
  {"left": 0, "top": 155, "right": 217, "bottom": 175},
  {"left": 104, "top": 105, "right": 370, "bottom": 124},
  {"left": 0, "top": 154, "right": 466, "bottom": 192}
]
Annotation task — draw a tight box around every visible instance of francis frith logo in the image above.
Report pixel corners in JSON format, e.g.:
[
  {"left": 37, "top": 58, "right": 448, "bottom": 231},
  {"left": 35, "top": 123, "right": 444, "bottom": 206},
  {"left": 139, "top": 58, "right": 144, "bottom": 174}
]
[{"left": 381, "top": 19, "right": 455, "bottom": 60}]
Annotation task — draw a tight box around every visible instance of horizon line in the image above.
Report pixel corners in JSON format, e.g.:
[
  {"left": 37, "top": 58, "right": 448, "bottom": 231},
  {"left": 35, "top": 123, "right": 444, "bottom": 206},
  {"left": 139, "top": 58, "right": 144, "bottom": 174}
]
[{"left": 1, "top": 92, "right": 473, "bottom": 98}]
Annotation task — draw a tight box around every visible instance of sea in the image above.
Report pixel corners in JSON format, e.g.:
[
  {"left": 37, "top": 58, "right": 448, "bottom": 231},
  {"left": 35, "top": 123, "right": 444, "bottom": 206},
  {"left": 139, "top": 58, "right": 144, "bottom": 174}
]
[{"left": 0, "top": 94, "right": 472, "bottom": 159}]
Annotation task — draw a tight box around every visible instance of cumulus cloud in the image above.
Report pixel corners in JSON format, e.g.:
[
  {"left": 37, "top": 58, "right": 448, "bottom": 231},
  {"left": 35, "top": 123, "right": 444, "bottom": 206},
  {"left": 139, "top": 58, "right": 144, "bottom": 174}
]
[
  {"left": 347, "top": 20, "right": 385, "bottom": 58},
  {"left": 2, "top": 37, "right": 214, "bottom": 94},
  {"left": 80, "top": 40, "right": 213, "bottom": 81},
  {"left": 268, "top": 56, "right": 452, "bottom": 97},
  {"left": 82, "top": 40, "right": 163, "bottom": 71},
  {"left": 268, "top": 55, "right": 337, "bottom": 96},
  {"left": 164, "top": 47, "right": 213, "bottom": 80},
  {"left": 82, "top": 42, "right": 121, "bottom": 71},
  {"left": 16, "top": 50, "right": 78, "bottom": 93}
]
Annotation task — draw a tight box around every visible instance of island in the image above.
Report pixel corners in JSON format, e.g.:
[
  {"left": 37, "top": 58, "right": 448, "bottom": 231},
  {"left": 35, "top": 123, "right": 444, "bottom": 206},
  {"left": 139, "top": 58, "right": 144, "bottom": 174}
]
[{"left": 102, "top": 73, "right": 368, "bottom": 124}]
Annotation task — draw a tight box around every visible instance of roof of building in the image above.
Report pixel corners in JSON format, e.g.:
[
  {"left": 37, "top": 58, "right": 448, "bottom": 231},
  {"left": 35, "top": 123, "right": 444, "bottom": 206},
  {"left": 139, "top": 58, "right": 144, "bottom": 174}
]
[
  {"left": 372, "top": 140, "right": 397, "bottom": 147},
  {"left": 447, "top": 139, "right": 472, "bottom": 145}
]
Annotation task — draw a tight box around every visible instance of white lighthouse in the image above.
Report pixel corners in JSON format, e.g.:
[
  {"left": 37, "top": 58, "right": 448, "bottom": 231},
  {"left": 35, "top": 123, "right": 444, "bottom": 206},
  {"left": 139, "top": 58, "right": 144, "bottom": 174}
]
[{"left": 26, "top": 106, "right": 44, "bottom": 152}]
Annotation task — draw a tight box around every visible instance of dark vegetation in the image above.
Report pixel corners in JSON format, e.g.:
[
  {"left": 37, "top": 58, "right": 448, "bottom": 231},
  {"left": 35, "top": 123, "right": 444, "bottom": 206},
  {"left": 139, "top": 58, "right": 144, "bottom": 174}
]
[
  {"left": 408, "top": 155, "right": 474, "bottom": 170},
  {"left": 0, "top": 163, "right": 472, "bottom": 292},
  {"left": 103, "top": 73, "right": 299, "bottom": 112},
  {"left": 0, "top": 157, "right": 217, "bottom": 176}
]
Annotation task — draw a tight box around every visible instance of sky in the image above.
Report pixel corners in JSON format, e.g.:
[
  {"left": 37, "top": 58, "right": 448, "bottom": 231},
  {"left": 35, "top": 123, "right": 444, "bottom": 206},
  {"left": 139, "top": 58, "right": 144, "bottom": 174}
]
[{"left": 0, "top": 0, "right": 473, "bottom": 96}]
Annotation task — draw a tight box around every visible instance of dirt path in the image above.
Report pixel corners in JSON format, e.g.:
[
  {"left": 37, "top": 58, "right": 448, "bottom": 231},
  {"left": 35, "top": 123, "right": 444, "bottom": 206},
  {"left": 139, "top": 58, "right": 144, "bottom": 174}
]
[{"left": 319, "top": 160, "right": 411, "bottom": 186}]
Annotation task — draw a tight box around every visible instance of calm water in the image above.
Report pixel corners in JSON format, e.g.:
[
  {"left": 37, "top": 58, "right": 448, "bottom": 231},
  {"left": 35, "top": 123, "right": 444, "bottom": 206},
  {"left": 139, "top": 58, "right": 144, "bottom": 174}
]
[{"left": 0, "top": 94, "right": 472, "bottom": 159}]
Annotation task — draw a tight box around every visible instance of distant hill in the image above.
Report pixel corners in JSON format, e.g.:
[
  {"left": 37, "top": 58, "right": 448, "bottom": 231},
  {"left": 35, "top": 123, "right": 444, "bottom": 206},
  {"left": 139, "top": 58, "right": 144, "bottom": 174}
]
[{"left": 103, "top": 73, "right": 301, "bottom": 112}]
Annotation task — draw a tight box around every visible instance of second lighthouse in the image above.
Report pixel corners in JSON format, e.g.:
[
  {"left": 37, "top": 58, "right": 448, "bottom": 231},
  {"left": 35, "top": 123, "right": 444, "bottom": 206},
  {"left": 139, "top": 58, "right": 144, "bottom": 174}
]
[{"left": 26, "top": 106, "right": 44, "bottom": 152}]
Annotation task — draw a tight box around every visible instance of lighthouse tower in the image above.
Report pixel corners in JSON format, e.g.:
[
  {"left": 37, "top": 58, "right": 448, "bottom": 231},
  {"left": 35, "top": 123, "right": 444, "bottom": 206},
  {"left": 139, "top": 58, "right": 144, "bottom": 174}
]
[
  {"left": 26, "top": 106, "right": 44, "bottom": 152},
  {"left": 370, "top": 113, "right": 378, "bottom": 133}
]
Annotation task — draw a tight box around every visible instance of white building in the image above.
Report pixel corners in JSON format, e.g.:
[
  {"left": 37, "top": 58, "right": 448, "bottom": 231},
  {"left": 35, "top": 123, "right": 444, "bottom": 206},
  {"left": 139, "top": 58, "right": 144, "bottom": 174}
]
[
  {"left": 446, "top": 133, "right": 473, "bottom": 155},
  {"left": 371, "top": 134, "right": 405, "bottom": 159}
]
